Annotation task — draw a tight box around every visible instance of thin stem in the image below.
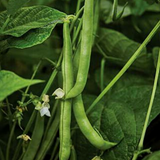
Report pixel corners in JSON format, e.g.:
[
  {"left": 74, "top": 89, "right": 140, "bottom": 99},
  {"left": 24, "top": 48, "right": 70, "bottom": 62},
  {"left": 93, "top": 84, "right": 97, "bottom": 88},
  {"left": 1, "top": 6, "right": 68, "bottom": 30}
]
[
  {"left": 43, "top": 57, "right": 57, "bottom": 67},
  {"left": 132, "top": 148, "right": 151, "bottom": 160},
  {"left": 138, "top": 50, "right": 160, "bottom": 150},
  {"left": 100, "top": 58, "right": 106, "bottom": 91},
  {"left": 21, "top": 61, "right": 42, "bottom": 102},
  {"left": 49, "top": 139, "right": 59, "bottom": 160},
  {"left": 41, "top": 53, "right": 63, "bottom": 96},
  {"left": 43, "top": 100, "right": 59, "bottom": 140},
  {"left": 12, "top": 61, "right": 42, "bottom": 160},
  {"left": 70, "top": 6, "right": 84, "bottom": 32},
  {"left": 76, "top": 0, "right": 82, "bottom": 14},
  {"left": 6, "top": 121, "right": 16, "bottom": 160},
  {"left": 54, "top": 153, "right": 59, "bottom": 160},
  {"left": 6, "top": 98, "right": 12, "bottom": 129},
  {"left": 86, "top": 20, "right": 160, "bottom": 115},
  {"left": 0, "top": 147, "right": 5, "bottom": 160},
  {"left": 72, "top": 18, "right": 82, "bottom": 47}
]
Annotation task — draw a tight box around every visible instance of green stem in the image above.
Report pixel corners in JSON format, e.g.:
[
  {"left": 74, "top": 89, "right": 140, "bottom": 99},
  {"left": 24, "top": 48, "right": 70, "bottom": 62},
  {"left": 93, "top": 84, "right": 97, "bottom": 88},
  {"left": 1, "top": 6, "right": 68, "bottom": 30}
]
[
  {"left": 70, "top": 6, "right": 84, "bottom": 32},
  {"left": 41, "top": 53, "right": 63, "bottom": 96},
  {"left": 76, "top": 0, "right": 82, "bottom": 14},
  {"left": 22, "top": 53, "right": 62, "bottom": 160},
  {"left": 100, "top": 58, "right": 106, "bottom": 91},
  {"left": 6, "top": 121, "right": 16, "bottom": 160},
  {"left": 49, "top": 138, "right": 59, "bottom": 160},
  {"left": 12, "top": 61, "right": 42, "bottom": 160},
  {"left": 21, "top": 61, "right": 42, "bottom": 102},
  {"left": 132, "top": 148, "right": 151, "bottom": 160},
  {"left": 43, "top": 57, "right": 57, "bottom": 67},
  {"left": 72, "top": 18, "right": 82, "bottom": 47},
  {"left": 0, "top": 147, "right": 5, "bottom": 160},
  {"left": 138, "top": 50, "right": 160, "bottom": 151},
  {"left": 86, "top": 20, "right": 160, "bottom": 115},
  {"left": 6, "top": 98, "right": 12, "bottom": 129},
  {"left": 43, "top": 100, "right": 59, "bottom": 140}
]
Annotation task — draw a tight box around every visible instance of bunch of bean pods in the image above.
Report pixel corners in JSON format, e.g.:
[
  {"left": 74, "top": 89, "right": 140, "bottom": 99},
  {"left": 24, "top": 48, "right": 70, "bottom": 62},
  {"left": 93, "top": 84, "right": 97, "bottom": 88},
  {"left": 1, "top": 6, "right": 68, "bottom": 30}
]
[{"left": 60, "top": 0, "right": 117, "bottom": 159}]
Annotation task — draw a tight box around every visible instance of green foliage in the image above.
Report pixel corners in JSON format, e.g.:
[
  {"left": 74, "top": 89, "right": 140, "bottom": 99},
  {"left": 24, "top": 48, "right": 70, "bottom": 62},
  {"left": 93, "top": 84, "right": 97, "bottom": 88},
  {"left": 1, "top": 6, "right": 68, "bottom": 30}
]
[
  {"left": 95, "top": 28, "right": 154, "bottom": 73},
  {"left": 0, "top": 70, "right": 43, "bottom": 101},
  {"left": 73, "top": 85, "right": 160, "bottom": 160},
  {"left": 7, "top": 0, "right": 31, "bottom": 15},
  {"left": 8, "top": 26, "right": 56, "bottom": 49},
  {"left": 0, "top": 0, "right": 160, "bottom": 160},
  {"left": 0, "top": 6, "right": 66, "bottom": 37}
]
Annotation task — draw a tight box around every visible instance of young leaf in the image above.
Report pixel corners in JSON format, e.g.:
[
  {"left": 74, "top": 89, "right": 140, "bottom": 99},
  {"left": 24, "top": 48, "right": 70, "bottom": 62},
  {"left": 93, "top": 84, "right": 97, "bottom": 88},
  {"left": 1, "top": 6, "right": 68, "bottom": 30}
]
[
  {"left": 7, "top": 0, "right": 31, "bottom": 15},
  {"left": 0, "top": 70, "right": 44, "bottom": 101},
  {"left": 0, "top": 6, "right": 66, "bottom": 37},
  {"left": 7, "top": 25, "right": 56, "bottom": 49}
]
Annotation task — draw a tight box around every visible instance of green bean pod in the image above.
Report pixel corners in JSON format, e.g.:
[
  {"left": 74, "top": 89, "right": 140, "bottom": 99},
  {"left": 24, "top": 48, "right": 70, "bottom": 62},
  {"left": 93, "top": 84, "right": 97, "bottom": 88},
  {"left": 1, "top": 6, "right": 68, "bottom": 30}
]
[
  {"left": 59, "top": 20, "right": 74, "bottom": 160},
  {"left": 66, "top": 0, "right": 93, "bottom": 99},
  {"left": 73, "top": 95, "right": 117, "bottom": 150}
]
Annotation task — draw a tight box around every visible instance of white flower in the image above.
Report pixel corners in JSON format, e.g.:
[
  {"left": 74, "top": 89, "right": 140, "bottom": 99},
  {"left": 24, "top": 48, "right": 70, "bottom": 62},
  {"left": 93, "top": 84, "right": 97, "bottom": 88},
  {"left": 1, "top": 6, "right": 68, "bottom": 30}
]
[
  {"left": 35, "top": 101, "right": 42, "bottom": 110},
  {"left": 39, "top": 102, "right": 51, "bottom": 117},
  {"left": 17, "top": 134, "right": 31, "bottom": 141},
  {"left": 52, "top": 88, "right": 65, "bottom": 99},
  {"left": 42, "top": 94, "right": 50, "bottom": 103}
]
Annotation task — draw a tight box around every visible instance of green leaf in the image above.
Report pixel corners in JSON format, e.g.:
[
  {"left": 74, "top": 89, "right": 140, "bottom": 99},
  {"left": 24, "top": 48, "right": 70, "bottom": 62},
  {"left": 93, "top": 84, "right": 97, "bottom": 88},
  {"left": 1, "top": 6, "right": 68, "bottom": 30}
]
[
  {"left": 0, "top": 6, "right": 66, "bottom": 37},
  {"left": 129, "top": 0, "right": 149, "bottom": 16},
  {"left": 133, "top": 13, "right": 160, "bottom": 47},
  {"left": 95, "top": 67, "right": 153, "bottom": 93},
  {"left": 7, "top": 25, "right": 56, "bottom": 49},
  {"left": 7, "top": 0, "right": 31, "bottom": 15},
  {"left": 0, "top": 70, "right": 43, "bottom": 101},
  {"left": 95, "top": 28, "right": 154, "bottom": 73},
  {"left": 7, "top": 43, "right": 60, "bottom": 65},
  {"left": 142, "top": 151, "right": 160, "bottom": 160},
  {"left": 73, "top": 86, "right": 160, "bottom": 160}
]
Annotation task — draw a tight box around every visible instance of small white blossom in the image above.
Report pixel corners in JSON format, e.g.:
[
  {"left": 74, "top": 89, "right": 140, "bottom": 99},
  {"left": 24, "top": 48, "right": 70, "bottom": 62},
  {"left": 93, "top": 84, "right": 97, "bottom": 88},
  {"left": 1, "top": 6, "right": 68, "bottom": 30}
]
[
  {"left": 35, "top": 101, "right": 42, "bottom": 110},
  {"left": 17, "top": 134, "right": 31, "bottom": 141},
  {"left": 39, "top": 102, "right": 51, "bottom": 117},
  {"left": 52, "top": 88, "right": 65, "bottom": 99},
  {"left": 42, "top": 94, "right": 50, "bottom": 103}
]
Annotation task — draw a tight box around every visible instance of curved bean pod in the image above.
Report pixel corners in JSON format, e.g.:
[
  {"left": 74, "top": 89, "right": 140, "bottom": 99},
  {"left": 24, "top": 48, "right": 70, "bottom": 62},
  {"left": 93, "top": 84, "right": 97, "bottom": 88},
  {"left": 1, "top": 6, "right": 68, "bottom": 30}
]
[{"left": 73, "top": 94, "right": 117, "bottom": 150}]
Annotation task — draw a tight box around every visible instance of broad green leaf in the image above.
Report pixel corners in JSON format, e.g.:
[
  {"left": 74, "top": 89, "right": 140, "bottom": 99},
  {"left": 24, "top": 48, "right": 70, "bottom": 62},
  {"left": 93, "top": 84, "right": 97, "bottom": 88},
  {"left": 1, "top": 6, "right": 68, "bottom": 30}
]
[
  {"left": 133, "top": 13, "right": 160, "bottom": 47},
  {"left": 0, "top": 6, "right": 66, "bottom": 37},
  {"left": 73, "top": 86, "right": 160, "bottom": 160},
  {"left": 95, "top": 67, "right": 153, "bottom": 94},
  {"left": 7, "top": 25, "right": 56, "bottom": 49},
  {"left": 129, "top": 0, "right": 149, "bottom": 16},
  {"left": 7, "top": 0, "right": 31, "bottom": 15},
  {"left": 0, "top": 70, "right": 43, "bottom": 101},
  {"left": 95, "top": 28, "right": 154, "bottom": 73},
  {"left": 142, "top": 151, "right": 160, "bottom": 160},
  {"left": 7, "top": 44, "right": 60, "bottom": 65}
]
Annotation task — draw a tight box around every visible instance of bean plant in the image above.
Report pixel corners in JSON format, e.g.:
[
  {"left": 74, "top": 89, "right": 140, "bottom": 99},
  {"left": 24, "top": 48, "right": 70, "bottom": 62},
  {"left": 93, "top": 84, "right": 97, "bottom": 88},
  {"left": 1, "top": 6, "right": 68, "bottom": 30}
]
[{"left": 0, "top": 0, "right": 160, "bottom": 160}]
